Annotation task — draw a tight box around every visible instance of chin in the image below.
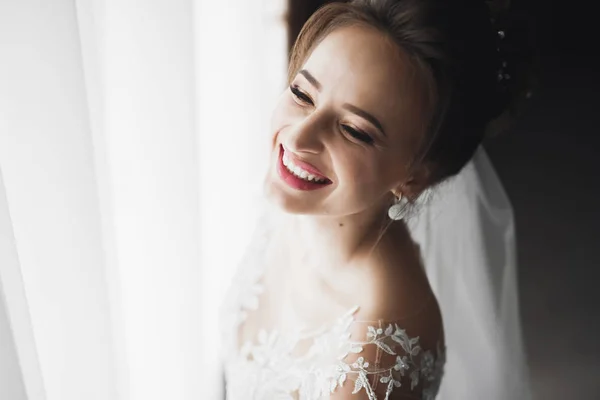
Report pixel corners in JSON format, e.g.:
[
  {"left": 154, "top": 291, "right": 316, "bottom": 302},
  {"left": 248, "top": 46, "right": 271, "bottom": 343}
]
[
  {"left": 263, "top": 180, "right": 308, "bottom": 215},
  {"left": 263, "top": 181, "right": 330, "bottom": 218}
]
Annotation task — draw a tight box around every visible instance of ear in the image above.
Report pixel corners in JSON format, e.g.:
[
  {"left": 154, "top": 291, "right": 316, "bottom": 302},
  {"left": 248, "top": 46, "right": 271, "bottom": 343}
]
[{"left": 392, "top": 164, "right": 432, "bottom": 201}]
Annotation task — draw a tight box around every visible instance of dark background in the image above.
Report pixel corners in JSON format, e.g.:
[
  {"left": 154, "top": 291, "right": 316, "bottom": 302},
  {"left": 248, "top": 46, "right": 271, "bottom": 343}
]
[
  {"left": 287, "top": 1, "right": 599, "bottom": 398},
  {"left": 484, "top": 3, "right": 600, "bottom": 397},
  {"left": 485, "top": 1, "right": 599, "bottom": 398}
]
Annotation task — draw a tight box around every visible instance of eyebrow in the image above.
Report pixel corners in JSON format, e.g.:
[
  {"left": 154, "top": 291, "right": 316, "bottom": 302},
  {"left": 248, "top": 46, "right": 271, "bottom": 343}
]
[
  {"left": 298, "top": 69, "right": 386, "bottom": 138},
  {"left": 299, "top": 70, "right": 322, "bottom": 91}
]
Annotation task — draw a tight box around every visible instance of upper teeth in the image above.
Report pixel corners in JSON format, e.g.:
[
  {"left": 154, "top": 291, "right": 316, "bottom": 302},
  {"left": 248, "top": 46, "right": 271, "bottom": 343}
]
[{"left": 283, "top": 153, "right": 327, "bottom": 183}]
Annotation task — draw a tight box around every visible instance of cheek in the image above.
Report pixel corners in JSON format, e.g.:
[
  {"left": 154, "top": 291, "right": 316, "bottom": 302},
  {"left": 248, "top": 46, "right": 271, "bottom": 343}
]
[
  {"left": 270, "top": 92, "right": 296, "bottom": 134},
  {"left": 270, "top": 97, "right": 283, "bottom": 129},
  {"left": 338, "top": 154, "right": 383, "bottom": 188},
  {"left": 342, "top": 154, "right": 402, "bottom": 201}
]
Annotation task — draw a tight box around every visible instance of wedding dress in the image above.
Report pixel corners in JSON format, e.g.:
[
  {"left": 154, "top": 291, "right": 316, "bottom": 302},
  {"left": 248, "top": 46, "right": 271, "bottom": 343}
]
[{"left": 218, "top": 146, "right": 530, "bottom": 399}]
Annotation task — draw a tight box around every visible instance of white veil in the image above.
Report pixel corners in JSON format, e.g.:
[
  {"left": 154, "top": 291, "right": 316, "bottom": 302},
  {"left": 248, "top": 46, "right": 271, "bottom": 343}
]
[{"left": 407, "top": 146, "right": 532, "bottom": 399}]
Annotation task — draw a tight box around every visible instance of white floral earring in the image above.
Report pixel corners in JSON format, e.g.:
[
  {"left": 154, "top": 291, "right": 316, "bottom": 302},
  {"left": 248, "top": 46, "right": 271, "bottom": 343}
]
[{"left": 388, "top": 193, "right": 410, "bottom": 221}]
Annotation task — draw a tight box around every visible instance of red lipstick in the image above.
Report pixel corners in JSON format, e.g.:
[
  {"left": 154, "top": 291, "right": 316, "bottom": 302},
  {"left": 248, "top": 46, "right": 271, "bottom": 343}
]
[{"left": 276, "top": 145, "right": 332, "bottom": 191}]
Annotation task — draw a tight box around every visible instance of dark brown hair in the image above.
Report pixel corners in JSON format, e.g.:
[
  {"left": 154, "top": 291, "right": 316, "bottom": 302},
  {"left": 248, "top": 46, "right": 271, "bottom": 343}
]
[{"left": 288, "top": 0, "right": 529, "bottom": 188}]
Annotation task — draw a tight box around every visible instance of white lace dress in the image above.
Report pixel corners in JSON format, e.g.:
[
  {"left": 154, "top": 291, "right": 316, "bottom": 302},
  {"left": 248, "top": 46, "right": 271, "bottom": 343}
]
[{"left": 219, "top": 214, "right": 445, "bottom": 400}]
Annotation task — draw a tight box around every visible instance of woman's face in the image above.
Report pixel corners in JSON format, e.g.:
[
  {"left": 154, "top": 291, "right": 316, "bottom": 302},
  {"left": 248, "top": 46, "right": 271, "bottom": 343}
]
[{"left": 264, "top": 24, "right": 428, "bottom": 217}]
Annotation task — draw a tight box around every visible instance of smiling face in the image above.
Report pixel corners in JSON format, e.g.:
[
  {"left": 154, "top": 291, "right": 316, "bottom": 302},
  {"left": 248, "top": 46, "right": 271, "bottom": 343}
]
[{"left": 264, "top": 24, "right": 432, "bottom": 218}]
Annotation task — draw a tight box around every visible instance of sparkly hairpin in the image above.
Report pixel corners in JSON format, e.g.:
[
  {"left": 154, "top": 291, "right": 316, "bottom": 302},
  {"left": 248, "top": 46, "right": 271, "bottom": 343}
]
[
  {"left": 488, "top": 1, "right": 535, "bottom": 109},
  {"left": 496, "top": 30, "right": 510, "bottom": 82}
]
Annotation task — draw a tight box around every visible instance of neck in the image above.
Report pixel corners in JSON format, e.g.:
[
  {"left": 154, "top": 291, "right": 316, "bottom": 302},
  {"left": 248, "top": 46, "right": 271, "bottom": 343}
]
[{"left": 275, "top": 201, "right": 395, "bottom": 269}]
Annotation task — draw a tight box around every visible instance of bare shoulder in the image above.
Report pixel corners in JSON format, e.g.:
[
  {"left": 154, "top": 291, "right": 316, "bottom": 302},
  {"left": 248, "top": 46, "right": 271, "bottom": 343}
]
[{"left": 351, "top": 223, "right": 444, "bottom": 348}]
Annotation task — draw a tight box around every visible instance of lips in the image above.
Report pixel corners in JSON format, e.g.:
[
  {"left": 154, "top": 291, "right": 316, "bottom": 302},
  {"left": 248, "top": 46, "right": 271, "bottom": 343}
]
[
  {"left": 276, "top": 145, "right": 332, "bottom": 191},
  {"left": 280, "top": 144, "right": 330, "bottom": 181}
]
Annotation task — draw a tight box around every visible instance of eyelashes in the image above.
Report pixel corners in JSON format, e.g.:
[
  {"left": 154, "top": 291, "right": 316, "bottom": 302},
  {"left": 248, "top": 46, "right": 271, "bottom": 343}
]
[
  {"left": 340, "top": 125, "right": 375, "bottom": 145},
  {"left": 288, "top": 85, "right": 374, "bottom": 145},
  {"left": 290, "top": 85, "right": 313, "bottom": 105}
]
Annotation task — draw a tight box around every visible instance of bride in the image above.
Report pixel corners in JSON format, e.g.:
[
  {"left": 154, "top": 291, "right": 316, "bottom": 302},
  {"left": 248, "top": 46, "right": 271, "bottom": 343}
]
[{"left": 220, "top": 0, "right": 531, "bottom": 398}]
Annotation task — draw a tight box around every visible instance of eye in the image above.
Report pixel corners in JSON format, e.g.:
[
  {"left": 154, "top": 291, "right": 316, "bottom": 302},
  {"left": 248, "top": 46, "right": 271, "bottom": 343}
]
[
  {"left": 289, "top": 85, "right": 314, "bottom": 106},
  {"left": 341, "top": 125, "right": 374, "bottom": 145}
]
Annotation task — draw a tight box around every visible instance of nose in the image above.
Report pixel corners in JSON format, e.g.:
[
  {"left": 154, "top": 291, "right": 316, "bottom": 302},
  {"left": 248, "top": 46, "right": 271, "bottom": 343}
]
[{"left": 284, "top": 111, "right": 328, "bottom": 155}]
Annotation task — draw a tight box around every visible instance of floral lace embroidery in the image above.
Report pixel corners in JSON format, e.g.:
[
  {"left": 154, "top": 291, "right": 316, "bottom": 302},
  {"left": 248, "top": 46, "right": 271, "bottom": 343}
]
[
  {"left": 329, "top": 317, "right": 445, "bottom": 400},
  {"left": 298, "top": 306, "right": 445, "bottom": 399}
]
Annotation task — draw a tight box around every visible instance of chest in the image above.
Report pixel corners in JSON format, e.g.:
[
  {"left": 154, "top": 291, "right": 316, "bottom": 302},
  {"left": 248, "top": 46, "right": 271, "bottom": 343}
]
[{"left": 236, "top": 234, "right": 361, "bottom": 358}]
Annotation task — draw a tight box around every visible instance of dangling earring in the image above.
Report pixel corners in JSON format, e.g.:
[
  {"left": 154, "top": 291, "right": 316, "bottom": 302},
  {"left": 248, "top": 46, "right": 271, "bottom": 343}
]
[{"left": 388, "top": 193, "right": 410, "bottom": 221}]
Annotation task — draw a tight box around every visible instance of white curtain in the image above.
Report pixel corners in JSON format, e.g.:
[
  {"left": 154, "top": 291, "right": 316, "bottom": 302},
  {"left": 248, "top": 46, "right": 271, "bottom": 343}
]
[{"left": 0, "top": 1, "right": 287, "bottom": 400}]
